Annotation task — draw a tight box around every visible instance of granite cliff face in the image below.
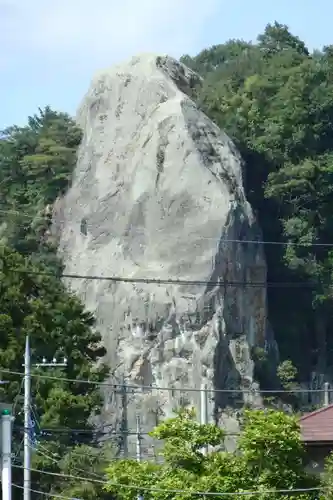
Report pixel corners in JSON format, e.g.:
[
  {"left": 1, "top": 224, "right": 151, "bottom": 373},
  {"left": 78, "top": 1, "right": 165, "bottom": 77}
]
[{"left": 54, "top": 54, "right": 276, "bottom": 453}]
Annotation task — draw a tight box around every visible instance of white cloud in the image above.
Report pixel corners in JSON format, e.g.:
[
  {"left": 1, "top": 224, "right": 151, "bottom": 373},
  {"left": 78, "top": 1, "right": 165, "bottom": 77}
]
[{"left": 0, "top": 0, "right": 220, "bottom": 70}]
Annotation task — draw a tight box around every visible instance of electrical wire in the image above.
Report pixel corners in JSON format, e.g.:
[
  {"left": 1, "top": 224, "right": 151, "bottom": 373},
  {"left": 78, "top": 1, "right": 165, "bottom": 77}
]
[
  {"left": 11, "top": 463, "right": 326, "bottom": 496},
  {"left": 16, "top": 428, "right": 148, "bottom": 462},
  {"left": 0, "top": 207, "right": 331, "bottom": 248},
  {"left": 19, "top": 421, "right": 161, "bottom": 460},
  {"left": 30, "top": 403, "right": 40, "bottom": 431},
  {"left": 11, "top": 376, "right": 25, "bottom": 416},
  {"left": 15, "top": 425, "right": 101, "bottom": 435},
  {"left": 16, "top": 425, "right": 151, "bottom": 436},
  {"left": 0, "top": 263, "right": 312, "bottom": 288},
  {"left": 30, "top": 442, "right": 106, "bottom": 481},
  {"left": 0, "top": 367, "right": 328, "bottom": 394},
  {"left": 12, "top": 436, "right": 25, "bottom": 466},
  {"left": 6, "top": 381, "right": 329, "bottom": 496},
  {"left": 16, "top": 424, "right": 241, "bottom": 440},
  {"left": 0, "top": 264, "right": 327, "bottom": 288},
  {"left": 12, "top": 483, "right": 83, "bottom": 500}
]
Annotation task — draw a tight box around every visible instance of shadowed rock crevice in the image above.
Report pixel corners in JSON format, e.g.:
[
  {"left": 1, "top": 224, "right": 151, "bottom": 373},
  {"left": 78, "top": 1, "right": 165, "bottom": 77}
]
[{"left": 155, "top": 117, "right": 172, "bottom": 189}]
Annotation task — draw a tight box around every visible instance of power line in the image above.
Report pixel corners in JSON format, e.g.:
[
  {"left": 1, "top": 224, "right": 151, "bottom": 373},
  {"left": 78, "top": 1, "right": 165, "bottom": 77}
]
[
  {"left": 15, "top": 422, "right": 161, "bottom": 460},
  {"left": 0, "top": 265, "right": 326, "bottom": 288},
  {"left": 15, "top": 425, "right": 101, "bottom": 435},
  {"left": 0, "top": 206, "right": 332, "bottom": 249},
  {"left": 30, "top": 442, "right": 106, "bottom": 481},
  {"left": 16, "top": 424, "right": 241, "bottom": 439},
  {"left": 11, "top": 377, "right": 25, "bottom": 416},
  {"left": 1, "top": 368, "right": 328, "bottom": 394},
  {"left": 12, "top": 464, "right": 325, "bottom": 496},
  {"left": 12, "top": 483, "right": 83, "bottom": 500},
  {"left": 12, "top": 437, "right": 25, "bottom": 466}
]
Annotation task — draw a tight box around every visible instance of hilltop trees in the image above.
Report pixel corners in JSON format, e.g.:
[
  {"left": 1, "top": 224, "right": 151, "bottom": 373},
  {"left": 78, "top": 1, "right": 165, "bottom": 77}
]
[
  {"left": 0, "top": 108, "right": 110, "bottom": 499},
  {"left": 0, "top": 106, "right": 81, "bottom": 262},
  {"left": 182, "top": 22, "right": 333, "bottom": 382}
]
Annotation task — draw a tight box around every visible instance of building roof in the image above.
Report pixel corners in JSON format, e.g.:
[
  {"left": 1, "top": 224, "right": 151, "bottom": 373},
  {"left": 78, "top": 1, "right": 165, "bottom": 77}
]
[{"left": 300, "top": 404, "right": 333, "bottom": 443}]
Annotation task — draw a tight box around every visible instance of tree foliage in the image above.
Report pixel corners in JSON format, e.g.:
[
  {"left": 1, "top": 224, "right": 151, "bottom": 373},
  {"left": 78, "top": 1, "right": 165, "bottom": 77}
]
[
  {"left": 104, "top": 408, "right": 319, "bottom": 499},
  {"left": 5, "top": 20, "right": 333, "bottom": 497},
  {"left": 183, "top": 22, "right": 333, "bottom": 380},
  {"left": 0, "top": 106, "right": 81, "bottom": 261},
  {"left": 0, "top": 108, "right": 110, "bottom": 499},
  {"left": 322, "top": 453, "right": 333, "bottom": 499}
]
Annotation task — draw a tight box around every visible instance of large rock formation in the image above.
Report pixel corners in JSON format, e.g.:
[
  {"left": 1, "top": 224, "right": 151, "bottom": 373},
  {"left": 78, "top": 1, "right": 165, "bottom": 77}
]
[{"left": 54, "top": 54, "right": 276, "bottom": 455}]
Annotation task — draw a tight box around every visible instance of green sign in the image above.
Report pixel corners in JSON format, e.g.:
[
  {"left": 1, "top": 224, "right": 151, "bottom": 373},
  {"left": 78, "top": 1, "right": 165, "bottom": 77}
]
[
  {"left": 0, "top": 403, "right": 13, "bottom": 457},
  {"left": 0, "top": 403, "right": 12, "bottom": 416}
]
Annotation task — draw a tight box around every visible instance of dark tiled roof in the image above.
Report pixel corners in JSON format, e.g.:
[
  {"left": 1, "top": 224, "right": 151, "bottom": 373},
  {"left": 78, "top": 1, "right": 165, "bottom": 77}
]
[{"left": 300, "top": 404, "right": 333, "bottom": 443}]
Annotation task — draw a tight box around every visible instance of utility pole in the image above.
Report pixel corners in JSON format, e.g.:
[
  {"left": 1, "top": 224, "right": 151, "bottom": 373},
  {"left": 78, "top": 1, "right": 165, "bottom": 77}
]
[
  {"left": 135, "top": 415, "right": 143, "bottom": 500},
  {"left": 24, "top": 336, "right": 31, "bottom": 500},
  {"left": 324, "top": 382, "right": 330, "bottom": 407},
  {"left": 1, "top": 408, "right": 12, "bottom": 500},
  {"left": 120, "top": 378, "right": 128, "bottom": 458},
  {"left": 23, "top": 336, "right": 67, "bottom": 500},
  {"left": 136, "top": 414, "right": 142, "bottom": 463},
  {"left": 200, "top": 383, "right": 208, "bottom": 456}
]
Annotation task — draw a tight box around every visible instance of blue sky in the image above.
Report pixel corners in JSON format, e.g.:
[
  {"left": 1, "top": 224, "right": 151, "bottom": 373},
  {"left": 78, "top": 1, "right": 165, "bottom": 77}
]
[{"left": 0, "top": 0, "right": 332, "bottom": 129}]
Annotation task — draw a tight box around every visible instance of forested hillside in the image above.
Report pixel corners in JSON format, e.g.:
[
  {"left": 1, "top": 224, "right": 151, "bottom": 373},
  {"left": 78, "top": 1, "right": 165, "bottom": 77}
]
[
  {"left": 182, "top": 22, "right": 333, "bottom": 384},
  {"left": 0, "top": 109, "right": 110, "bottom": 499}
]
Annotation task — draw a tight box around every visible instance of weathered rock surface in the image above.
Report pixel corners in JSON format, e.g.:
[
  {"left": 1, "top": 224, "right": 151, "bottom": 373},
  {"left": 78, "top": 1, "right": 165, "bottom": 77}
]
[{"left": 54, "top": 53, "right": 276, "bottom": 455}]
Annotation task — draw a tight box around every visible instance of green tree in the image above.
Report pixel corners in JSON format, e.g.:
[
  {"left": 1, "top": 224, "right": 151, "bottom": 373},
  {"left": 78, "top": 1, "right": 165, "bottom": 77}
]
[
  {"left": 182, "top": 22, "right": 333, "bottom": 382},
  {"left": 37, "top": 443, "right": 115, "bottom": 500},
  {"left": 257, "top": 22, "right": 309, "bottom": 56},
  {"left": 0, "top": 245, "right": 109, "bottom": 498},
  {"left": 277, "top": 360, "right": 298, "bottom": 390},
  {"left": 0, "top": 106, "right": 81, "bottom": 260},
  {"left": 322, "top": 452, "right": 333, "bottom": 498},
  {"left": 266, "top": 152, "right": 333, "bottom": 372},
  {"left": 104, "top": 408, "right": 318, "bottom": 499},
  {"left": 0, "top": 107, "right": 112, "bottom": 499}
]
